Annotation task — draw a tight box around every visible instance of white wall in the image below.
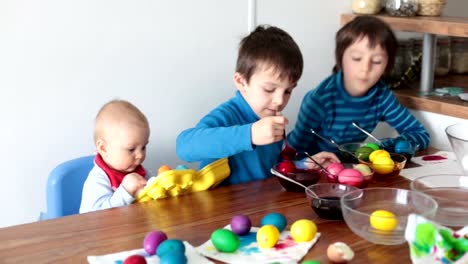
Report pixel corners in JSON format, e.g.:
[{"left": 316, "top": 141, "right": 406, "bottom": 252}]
[{"left": 0, "top": 0, "right": 466, "bottom": 228}]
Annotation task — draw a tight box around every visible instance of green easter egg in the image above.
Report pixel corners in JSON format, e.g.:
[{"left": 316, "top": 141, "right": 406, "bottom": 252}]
[
  {"left": 365, "top": 143, "right": 380, "bottom": 151},
  {"left": 211, "top": 229, "right": 240, "bottom": 253},
  {"left": 355, "top": 146, "right": 374, "bottom": 161},
  {"left": 301, "top": 261, "right": 321, "bottom": 264},
  {"left": 415, "top": 223, "right": 436, "bottom": 249}
]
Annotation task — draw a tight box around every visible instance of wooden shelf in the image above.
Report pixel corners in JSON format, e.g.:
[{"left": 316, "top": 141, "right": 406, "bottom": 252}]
[
  {"left": 393, "top": 74, "right": 468, "bottom": 119},
  {"left": 341, "top": 14, "right": 468, "bottom": 37}
]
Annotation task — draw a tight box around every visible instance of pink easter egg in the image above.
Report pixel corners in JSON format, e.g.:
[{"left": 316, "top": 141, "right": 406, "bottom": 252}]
[{"left": 338, "top": 168, "right": 364, "bottom": 187}]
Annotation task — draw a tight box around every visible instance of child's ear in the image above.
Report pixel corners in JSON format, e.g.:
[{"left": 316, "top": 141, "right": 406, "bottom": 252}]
[
  {"left": 233, "top": 72, "right": 247, "bottom": 92},
  {"left": 96, "top": 139, "right": 107, "bottom": 157}
]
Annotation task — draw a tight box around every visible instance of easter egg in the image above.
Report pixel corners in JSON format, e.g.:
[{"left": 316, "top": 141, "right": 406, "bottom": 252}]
[
  {"left": 353, "top": 164, "right": 373, "bottom": 180},
  {"left": 156, "top": 239, "right": 186, "bottom": 257},
  {"left": 290, "top": 219, "right": 317, "bottom": 242},
  {"left": 175, "top": 164, "right": 189, "bottom": 170},
  {"left": 123, "top": 255, "right": 147, "bottom": 264},
  {"left": 301, "top": 261, "right": 321, "bottom": 264},
  {"left": 210, "top": 229, "right": 240, "bottom": 253},
  {"left": 277, "top": 160, "right": 296, "bottom": 173},
  {"left": 159, "top": 251, "right": 187, "bottom": 264},
  {"left": 369, "top": 149, "right": 390, "bottom": 163},
  {"left": 365, "top": 143, "right": 380, "bottom": 151},
  {"left": 370, "top": 210, "right": 398, "bottom": 232},
  {"left": 337, "top": 168, "right": 364, "bottom": 187},
  {"left": 326, "top": 163, "right": 345, "bottom": 179},
  {"left": 326, "top": 242, "right": 354, "bottom": 263},
  {"left": 372, "top": 156, "right": 395, "bottom": 174},
  {"left": 394, "top": 140, "right": 413, "bottom": 155},
  {"left": 158, "top": 165, "right": 172, "bottom": 175},
  {"left": 355, "top": 146, "right": 374, "bottom": 161},
  {"left": 230, "top": 215, "right": 252, "bottom": 236},
  {"left": 143, "top": 230, "right": 168, "bottom": 255},
  {"left": 260, "top": 212, "right": 287, "bottom": 232},
  {"left": 256, "top": 225, "right": 280, "bottom": 248}
]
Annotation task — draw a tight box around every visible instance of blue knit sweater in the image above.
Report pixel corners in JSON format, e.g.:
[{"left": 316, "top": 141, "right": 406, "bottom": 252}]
[
  {"left": 176, "top": 91, "right": 282, "bottom": 185},
  {"left": 288, "top": 71, "right": 430, "bottom": 155}
]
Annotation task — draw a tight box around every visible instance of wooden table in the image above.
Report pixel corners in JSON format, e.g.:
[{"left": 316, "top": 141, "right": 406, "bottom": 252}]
[{"left": 0, "top": 171, "right": 418, "bottom": 264}]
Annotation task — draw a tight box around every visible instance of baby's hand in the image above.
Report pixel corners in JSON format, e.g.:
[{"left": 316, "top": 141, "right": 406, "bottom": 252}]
[
  {"left": 251, "top": 115, "right": 288, "bottom": 146},
  {"left": 121, "top": 173, "right": 147, "bottom": 197},
  {"left": 306, "top": 151, "right": 341, "bottom": 169}
]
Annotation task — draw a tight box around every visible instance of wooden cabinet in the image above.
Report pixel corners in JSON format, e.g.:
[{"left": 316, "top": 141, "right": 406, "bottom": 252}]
[{"left": 341, "top": 14, "right": 468, "bottom": 119}]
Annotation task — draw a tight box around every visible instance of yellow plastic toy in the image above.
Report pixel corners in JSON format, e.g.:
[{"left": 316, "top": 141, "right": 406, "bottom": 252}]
[{"left": 135, "top": 158, "right": 230, "bottom": 203}]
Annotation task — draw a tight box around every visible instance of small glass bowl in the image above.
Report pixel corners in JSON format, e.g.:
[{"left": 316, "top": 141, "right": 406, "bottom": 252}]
[
  {"left": 272, "top": 160, "right": 321, "bottom": 192},
  {"left": 305, "top": 183, "right": 359, "bottom": 220},
  {"left": 358, "top": 153, "right": 407, "bottom": 180}
]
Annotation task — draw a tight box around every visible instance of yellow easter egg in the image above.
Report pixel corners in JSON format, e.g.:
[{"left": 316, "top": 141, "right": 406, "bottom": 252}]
[
  {"left": 369, "top": 149, "right": 390, "bottom": 163},
  {"left": 372, "top": 156, "right": 395, "bottom": 174},
  {"left": 370, "top": 210, "right": 398, "bottom": 232},
  {"left": 290, "top": 219, "right": 317, "bottom": 242},
  {"left": 256, "top": 225, "right": 280, "bottom": 248}
]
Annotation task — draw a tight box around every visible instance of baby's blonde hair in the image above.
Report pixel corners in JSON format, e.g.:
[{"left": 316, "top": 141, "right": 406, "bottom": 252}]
[{"left": 94, "top": 99, "right": 149, "bottom": 144}]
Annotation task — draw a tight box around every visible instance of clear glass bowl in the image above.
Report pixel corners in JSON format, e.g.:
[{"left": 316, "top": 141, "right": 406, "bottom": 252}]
[
  {"left": 446, "top": 123, "right": 468, "bottom": 174},
  {"left": 272, "top": 160, "right": 321, "bottom": 192},
  {"left": 341, "top": 188, "right": 438, "bottom": 245},
  {"left": 358, "top": 153, "right": 407, "bottom": 180},
  {"left": 305, "top": 183, "right": 359, "bottom": 220},
  {"left": 411, "top": 174, "right": 468, "bottom": 227}
]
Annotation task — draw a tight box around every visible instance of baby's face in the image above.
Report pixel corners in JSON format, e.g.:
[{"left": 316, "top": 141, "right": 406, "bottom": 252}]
[
  {"left": 342, "top": 36, "right": 388, "bottom": 97},
  {"left": 101, "top": 123, "right": 149, "bottom": 173},
  {"left": 237, "top": 66, "right": 296, "bottom": 118}
]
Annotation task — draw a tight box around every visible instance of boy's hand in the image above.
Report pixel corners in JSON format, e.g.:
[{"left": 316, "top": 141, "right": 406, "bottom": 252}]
[
  {"left": 121, "top": 173, "right": 147, "bottom": 197},
  {"left": 305, "top": 151, "right": 341, "bottom": 170},
  {"left": 251, "top": 115, "right": 288, "bottom": 146}
]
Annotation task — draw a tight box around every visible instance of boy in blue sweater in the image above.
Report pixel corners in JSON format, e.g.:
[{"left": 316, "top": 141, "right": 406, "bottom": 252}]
[
  {"left": 289, "top": 16, "right": 430, "bottom": 156},
  {"left": 176, "top": 25, "right": 339, "bottom": 185}
]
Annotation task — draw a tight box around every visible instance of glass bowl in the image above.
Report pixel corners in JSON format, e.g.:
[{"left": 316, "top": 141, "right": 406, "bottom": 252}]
[
  {"left": 380, "top": 138, "right": 419, "bottom": 162},
  {"left": 358, "top": 153, "right": 407, "bottom": 180},
  {"left": 305, "top": 183, "right": 359, "bottom": 220},
  {"left": 339, "top": 142, "right": 367, "bottom": 163},
  {"left": 446, "top": 123, "right": 468, "bottom": 174},
  {"left": 341, "top": 188, "right": 438, "bottom": 245},
  {"left": 322, "top": 163, "right": 374, "bottom": 188},
  {"left": 411, "top": 174, "right": 468, "bottom": 227},
  {"left": 272, "top": 160, "right": 321, "bottom": 192}
]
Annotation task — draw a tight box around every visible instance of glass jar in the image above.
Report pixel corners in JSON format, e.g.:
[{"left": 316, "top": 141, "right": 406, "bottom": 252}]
[
  {"left": 351, "top": 0, "right": 381, "bottom": 14},
  {"left": 385, "top": 0, "right": 418, "bottom": 16},
  {"left": 435, "top": 37, "right": 451, "bottom": 76},
  {"left": 450, "top": 37, "right": 468, "bottom": 74},
  {"left": 391, "top": 39, "right": 413, "bottom": 79}
]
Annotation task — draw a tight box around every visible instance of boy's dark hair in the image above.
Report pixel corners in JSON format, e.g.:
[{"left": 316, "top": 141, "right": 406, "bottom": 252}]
[
  {"left": 334, "top": 16, "right": 397, "bottom": 74},
  {"left": 236, "top": 25, "right": 303, "bottom": 84}
]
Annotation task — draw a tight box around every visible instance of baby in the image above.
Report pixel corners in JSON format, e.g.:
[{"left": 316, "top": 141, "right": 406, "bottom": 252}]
[{"left": 80, "top": 99, "right": 150, "bottom": 213}]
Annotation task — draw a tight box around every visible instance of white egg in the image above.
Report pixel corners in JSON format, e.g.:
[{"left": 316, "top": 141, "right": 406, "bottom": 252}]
[{"left": 326, "top": 242, "right": 354, "bottom": 263}]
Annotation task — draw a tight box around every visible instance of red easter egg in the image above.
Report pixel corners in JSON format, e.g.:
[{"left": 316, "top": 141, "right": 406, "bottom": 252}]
[
  {"left": 338, "top": 168, "right": 364, "bottom": 187},
  {"left": 277, "top": 161, "right": 296, "bottom": 173},
  {"left": 123, "top": 255, "right": 147, "bottom": 264}
]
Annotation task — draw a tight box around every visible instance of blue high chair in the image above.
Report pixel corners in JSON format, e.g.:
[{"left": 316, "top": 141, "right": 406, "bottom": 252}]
[{"left": 42, "top": 155, "right": 95, "bottom": 219}]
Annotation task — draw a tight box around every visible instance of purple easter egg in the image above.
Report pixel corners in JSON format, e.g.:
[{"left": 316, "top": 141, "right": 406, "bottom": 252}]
[
  {"left": 143, "top": 230, "right": 168, "bottom": 255},
  {"left": 230, "top": 215, "right": 252, "bottom": 236}
]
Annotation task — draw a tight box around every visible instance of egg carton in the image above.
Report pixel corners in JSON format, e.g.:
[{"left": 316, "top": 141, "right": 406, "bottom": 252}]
[{"left": 136, "top": 158, "right": 230, "bottom": 202}]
